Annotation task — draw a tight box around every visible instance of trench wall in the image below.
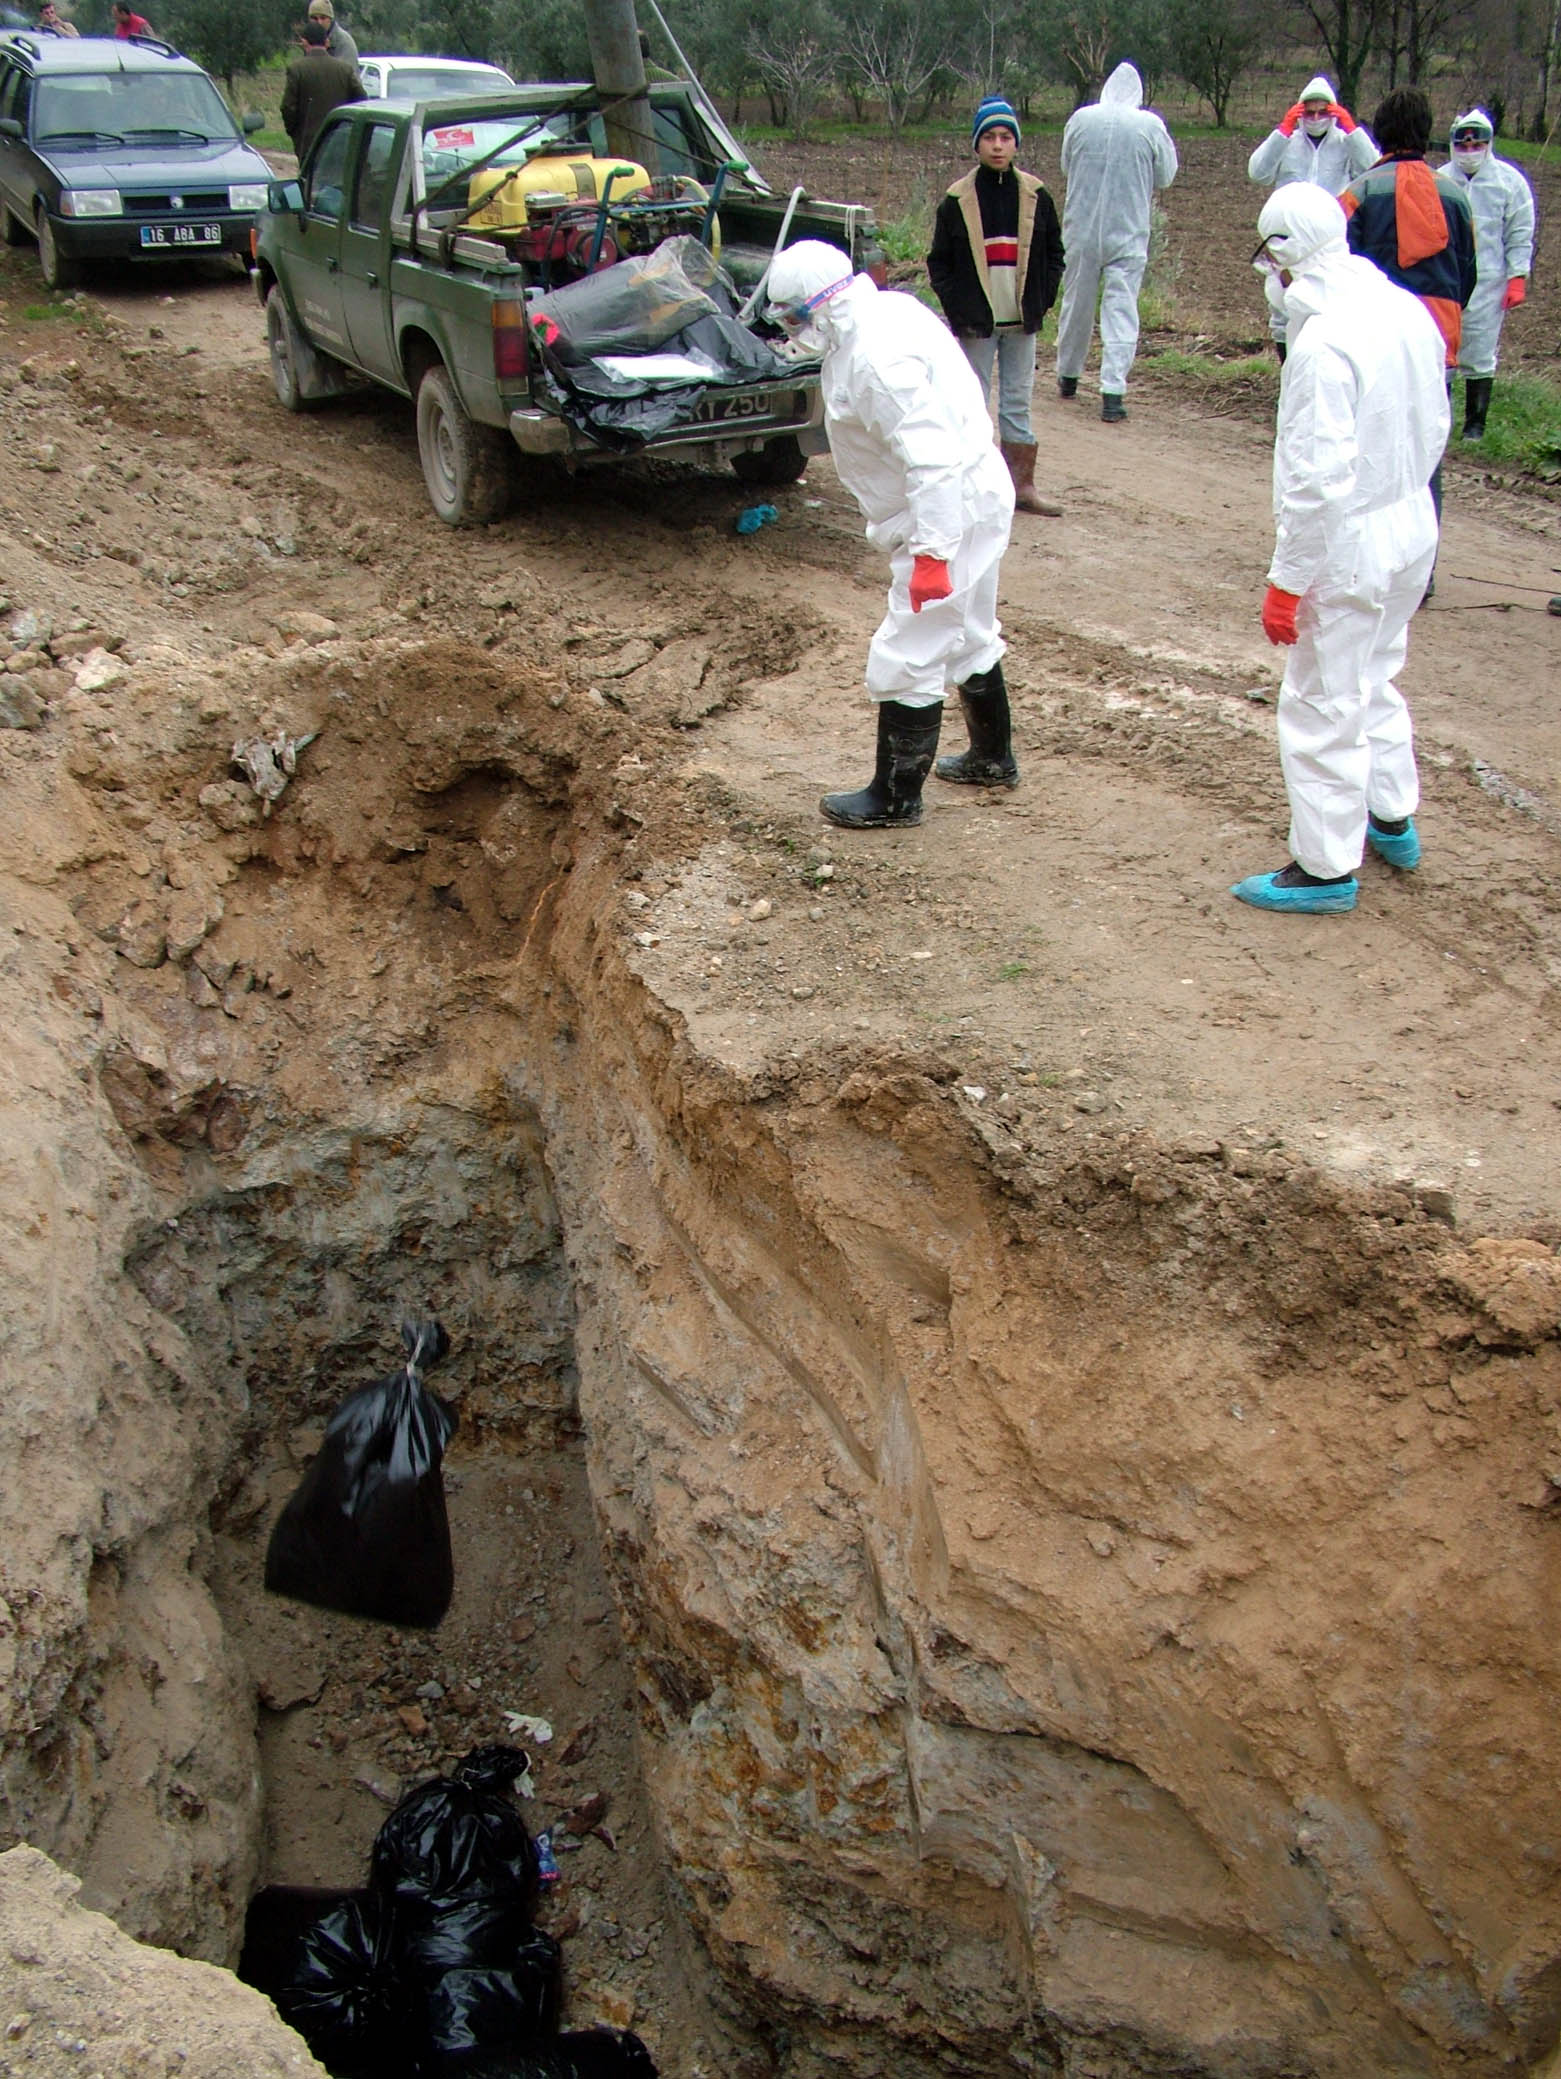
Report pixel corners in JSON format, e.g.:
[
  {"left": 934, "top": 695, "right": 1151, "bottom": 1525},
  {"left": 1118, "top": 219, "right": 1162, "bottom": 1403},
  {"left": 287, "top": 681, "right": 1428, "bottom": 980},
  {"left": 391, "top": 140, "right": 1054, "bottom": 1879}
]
[{"left": 525, "top": 849, "right": 1561, "bottom": 2079}]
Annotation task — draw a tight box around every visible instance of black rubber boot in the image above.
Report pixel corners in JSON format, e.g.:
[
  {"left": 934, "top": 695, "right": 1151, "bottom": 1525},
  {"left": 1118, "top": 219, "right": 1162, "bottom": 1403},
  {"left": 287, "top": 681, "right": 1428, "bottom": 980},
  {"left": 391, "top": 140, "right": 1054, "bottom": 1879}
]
[
  {"left": 1461, "top": 376, "right": 1493, "bottom": 441},
  {"left": 821, "top": 700, "right": 942, "bottom": 828},
  {"left": 935, "top": 663, "right": 1019, "bottom": 788},
  {"left": 1057, "top": 374, "right": 1078, "bottom": 398},
  {"left": 1101, "top": 392, "right": 1127, "bottom": 422}
]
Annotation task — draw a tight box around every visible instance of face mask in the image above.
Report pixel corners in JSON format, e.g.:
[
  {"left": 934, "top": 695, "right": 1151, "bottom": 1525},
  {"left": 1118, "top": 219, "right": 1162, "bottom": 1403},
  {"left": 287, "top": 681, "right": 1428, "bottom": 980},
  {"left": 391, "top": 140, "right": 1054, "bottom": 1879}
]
[
  {"left": 1302, "top": 116, "right": 1333, "bottom": 139},
  {"left": 1452, "top": 144, "right": 1489, "bottom": 170}
]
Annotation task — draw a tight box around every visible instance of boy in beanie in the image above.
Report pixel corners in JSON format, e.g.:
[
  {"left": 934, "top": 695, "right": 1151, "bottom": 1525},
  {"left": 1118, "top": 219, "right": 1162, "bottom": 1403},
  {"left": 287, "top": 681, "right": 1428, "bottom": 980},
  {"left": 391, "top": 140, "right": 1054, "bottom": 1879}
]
[{"left": 928, "top": 96, "right": 1065, "bottom": 515}]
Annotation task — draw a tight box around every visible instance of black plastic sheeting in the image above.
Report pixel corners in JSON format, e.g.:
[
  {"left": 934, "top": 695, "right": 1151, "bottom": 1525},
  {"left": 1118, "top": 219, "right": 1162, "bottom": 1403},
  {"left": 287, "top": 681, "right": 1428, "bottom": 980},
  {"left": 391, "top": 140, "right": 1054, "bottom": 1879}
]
[
  {"left": 240, "top": 1747, "right": 657, "bottom": 2078},
  {"left": 528, "top": 233, "right": 802, "bottom": 450},
  {"left": 264, "top": 1317, "right": 457, "bottom": 1629}
]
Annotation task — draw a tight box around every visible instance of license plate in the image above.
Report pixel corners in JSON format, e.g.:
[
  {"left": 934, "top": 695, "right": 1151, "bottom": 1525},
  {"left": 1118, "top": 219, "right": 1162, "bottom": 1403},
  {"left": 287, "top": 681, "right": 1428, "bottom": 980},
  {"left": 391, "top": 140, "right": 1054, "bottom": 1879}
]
[
  {"left": 695, "top": 388, "right": 804, "bottom": 426},
  {"left": 139, "top": 222, "right": 223, "bottom": 248}
]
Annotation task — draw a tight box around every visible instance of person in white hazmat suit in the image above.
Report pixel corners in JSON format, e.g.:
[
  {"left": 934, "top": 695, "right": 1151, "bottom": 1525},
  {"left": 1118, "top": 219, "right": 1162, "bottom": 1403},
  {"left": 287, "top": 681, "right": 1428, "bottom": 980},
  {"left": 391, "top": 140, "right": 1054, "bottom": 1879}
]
[
  {"left": 1232, "top": 185, "right": 1449, "bottom": 915},
  {"left": 1053, "top": 62, "right": 1177, "bottom": 420},
  {"left": 1445, "top": 109, "right": 1535, "bottom": 441},
  {"left": 1248, "top": 76, "right": 1376, "bottom": 356},
  {"left": 764, "top": 240, "right": 1018, "bottom": 830}
]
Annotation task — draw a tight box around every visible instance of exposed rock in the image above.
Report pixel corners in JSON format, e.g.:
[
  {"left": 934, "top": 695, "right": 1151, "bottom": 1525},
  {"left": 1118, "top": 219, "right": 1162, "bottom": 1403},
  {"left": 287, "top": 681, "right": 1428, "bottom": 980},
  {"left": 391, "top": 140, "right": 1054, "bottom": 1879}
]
[{"left": 0, "top": 1846, "right": 323, "bottom": 2077}]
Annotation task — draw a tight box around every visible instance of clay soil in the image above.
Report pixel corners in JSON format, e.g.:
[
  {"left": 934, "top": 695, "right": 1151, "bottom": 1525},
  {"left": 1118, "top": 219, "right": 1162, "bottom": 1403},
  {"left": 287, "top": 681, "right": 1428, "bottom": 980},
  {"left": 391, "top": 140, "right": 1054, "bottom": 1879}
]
[{"left": 1, "top": 119, "right": 1559, "bottom": 2075}]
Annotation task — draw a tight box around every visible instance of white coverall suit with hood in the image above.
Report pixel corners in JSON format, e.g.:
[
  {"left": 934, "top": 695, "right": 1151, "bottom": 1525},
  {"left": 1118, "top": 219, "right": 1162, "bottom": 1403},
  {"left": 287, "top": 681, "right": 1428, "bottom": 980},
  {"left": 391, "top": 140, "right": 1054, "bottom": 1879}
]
[
  {"left": 1248, "top": 76, "right": 1377, "bottom": 340},
  {"left": 1054, "top": 62, "right": 1178, "bottom": 398},
  {"left": 1446, "top": 111, "right": 1535, "bottom": 379},
  {"left": 764, "top": 241, "right": 1017, "bottom": 827},
  {"left": 1258, "top": 186, "right": 1450, "bottom": 889},
  {"left": 773, "top": 256, "right": 1014, "bottom": 705}
]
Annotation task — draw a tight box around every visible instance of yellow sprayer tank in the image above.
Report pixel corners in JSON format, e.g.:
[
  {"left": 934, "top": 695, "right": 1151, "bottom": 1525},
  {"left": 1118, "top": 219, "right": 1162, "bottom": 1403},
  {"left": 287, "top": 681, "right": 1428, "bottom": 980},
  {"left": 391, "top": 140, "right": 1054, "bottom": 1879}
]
[{"left": 466, "top": 156, "right": 651, "bottom": 230}]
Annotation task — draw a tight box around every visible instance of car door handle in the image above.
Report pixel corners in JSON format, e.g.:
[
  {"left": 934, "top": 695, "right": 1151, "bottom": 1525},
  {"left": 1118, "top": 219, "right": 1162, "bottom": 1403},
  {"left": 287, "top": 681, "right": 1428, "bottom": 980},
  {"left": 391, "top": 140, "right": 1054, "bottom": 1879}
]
[{"left": 365, "top": 270, "right": 378, "bottom": 287}]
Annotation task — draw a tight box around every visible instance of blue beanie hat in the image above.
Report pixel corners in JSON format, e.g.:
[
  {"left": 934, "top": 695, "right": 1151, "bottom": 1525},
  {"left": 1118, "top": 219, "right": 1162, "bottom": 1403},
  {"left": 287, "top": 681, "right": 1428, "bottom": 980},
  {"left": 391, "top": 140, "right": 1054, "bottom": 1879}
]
[{"left": 972, "top": 96, "right": 1021, "bottom": 147}]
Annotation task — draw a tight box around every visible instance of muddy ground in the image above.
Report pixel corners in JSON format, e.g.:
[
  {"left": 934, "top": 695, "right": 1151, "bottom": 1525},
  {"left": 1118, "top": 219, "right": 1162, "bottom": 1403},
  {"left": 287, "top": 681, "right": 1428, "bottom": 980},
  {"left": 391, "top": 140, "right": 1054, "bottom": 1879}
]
[{"left": 0, "top": 118, "right": 1559, "bottom": 2075}]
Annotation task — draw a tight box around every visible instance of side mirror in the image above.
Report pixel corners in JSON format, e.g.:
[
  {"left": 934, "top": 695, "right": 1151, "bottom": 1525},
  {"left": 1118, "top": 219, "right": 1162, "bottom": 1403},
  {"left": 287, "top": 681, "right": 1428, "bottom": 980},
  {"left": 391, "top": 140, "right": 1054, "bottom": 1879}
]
[
  {"left": 0, "top": 117, "right": 22, "bottom": 140},
  {"left": 241, "top": 110, "right": 264, "bottom": 134},
  {"left": 269, "top": 178, "right": 305, "bottom": 214}
]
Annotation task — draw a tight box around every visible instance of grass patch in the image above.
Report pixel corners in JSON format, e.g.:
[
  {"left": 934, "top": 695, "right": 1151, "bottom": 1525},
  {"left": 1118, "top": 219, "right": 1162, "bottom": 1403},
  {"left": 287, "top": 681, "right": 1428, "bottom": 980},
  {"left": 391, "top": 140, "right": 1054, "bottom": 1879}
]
[
  {"left": 1142, "top": 347, "right": 1275, "bottom": 382},
  {"left": 1454, "top": 371, "right": 1561, "bottom": 480},
  {"left": 997, "top": 960, "right": 1030, "bottom": 981}
]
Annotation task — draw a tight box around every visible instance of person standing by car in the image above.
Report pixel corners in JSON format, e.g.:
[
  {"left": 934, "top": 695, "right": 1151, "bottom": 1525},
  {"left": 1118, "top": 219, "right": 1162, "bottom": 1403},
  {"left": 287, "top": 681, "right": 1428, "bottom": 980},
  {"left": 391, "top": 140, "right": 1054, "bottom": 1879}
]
[
  {"left": 110, "top": 1, "right": 152, "bottom": 35},
  {"left": 36, "top": 4, "right": 80, "bottom": 35},
  {"left": 927, "top": 95, "right": 1066, "bottom": 517},
  {"left": 305, "top": 0, "right": 359, "bottom": 75},
  {"left": 282, "top": 17, "right": 364, "bottom": 165}
]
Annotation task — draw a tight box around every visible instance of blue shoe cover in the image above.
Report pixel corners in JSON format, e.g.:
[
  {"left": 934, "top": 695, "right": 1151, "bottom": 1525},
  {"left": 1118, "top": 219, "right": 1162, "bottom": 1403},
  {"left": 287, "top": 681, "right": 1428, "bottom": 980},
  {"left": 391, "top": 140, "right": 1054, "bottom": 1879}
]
[
  {"left": 1231, "top": 871, "right": 1357, "bottom": 913},
  {"left": 1366, "top": 817, "right": 1420, "bottom": 870}
]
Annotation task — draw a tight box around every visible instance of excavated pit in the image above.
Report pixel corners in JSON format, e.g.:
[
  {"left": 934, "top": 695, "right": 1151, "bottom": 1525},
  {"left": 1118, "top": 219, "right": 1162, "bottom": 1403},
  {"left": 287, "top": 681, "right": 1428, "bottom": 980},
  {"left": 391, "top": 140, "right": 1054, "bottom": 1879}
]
[{"left": 5, "top": 597, "right": 1561, "bottom": 2079}]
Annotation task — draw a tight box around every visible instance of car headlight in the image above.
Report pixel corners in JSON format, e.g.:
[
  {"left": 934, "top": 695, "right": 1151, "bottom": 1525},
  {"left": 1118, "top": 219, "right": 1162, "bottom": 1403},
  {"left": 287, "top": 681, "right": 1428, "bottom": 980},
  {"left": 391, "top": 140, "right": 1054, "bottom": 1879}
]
[
  {"left": 60, "top": 189, "right": 122, "bottom": 217},
  {"left": 228, "top": 183, "right": 269, "bottom": 212}
]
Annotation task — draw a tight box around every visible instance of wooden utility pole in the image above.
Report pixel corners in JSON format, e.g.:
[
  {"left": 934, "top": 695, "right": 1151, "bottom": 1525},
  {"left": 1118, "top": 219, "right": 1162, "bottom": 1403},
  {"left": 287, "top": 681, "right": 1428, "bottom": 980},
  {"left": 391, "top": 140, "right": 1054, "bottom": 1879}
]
[{"left": 581, "top": 0, "right": 659, "bottom": 174}]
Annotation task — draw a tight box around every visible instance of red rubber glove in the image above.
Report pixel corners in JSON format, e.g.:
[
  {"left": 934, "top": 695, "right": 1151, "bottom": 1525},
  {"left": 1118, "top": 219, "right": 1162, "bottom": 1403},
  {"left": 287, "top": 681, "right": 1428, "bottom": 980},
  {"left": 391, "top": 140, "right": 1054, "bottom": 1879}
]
[
  {"left": 1262, "top": 585, "right": 1301, "bottom": 646},
  {"left": 1278, "top": 102, "right": 1305, "bottom": 136},
  {"left": 1328, "top": 101, "right": 1357, "bottom": 131},
  {"left": 1502, "top": 277, "right": 1526, "bottom": 309},
  {"left": 909, "top": 555, "right": 953, "bottom": 614}
]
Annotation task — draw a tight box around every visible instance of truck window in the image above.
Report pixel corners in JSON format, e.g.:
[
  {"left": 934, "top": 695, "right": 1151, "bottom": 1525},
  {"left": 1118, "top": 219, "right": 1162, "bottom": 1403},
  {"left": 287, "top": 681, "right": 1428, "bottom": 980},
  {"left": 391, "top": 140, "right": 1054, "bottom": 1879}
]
[
  {"left": 306, "top": 120, "right": 352, "bottom": 221},
  {"left": 351, "top": 120, "right": 398, "bottom": 232}
]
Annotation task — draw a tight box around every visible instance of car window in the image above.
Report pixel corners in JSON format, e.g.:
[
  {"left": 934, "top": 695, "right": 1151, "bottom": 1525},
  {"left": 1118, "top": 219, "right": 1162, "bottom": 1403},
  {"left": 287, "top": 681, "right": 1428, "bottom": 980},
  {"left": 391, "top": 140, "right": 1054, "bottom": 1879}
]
[
  {"left": 388, "top": 65, "right": 508, "bottom": 100},
  {"left": 0, "top": 65, "right": 28, "bottom": 130},
  {"left": 419, "top": 111, "right": 572, "bottom": 190},
  {"left": 350, "top": 119, "right": 397, "bottom": 231},
  {"left": 579, "top": 105, "right": 712, "bottom": 181},
  {"left": 306, "top": 119, "right": 352, "bottom": 220}
]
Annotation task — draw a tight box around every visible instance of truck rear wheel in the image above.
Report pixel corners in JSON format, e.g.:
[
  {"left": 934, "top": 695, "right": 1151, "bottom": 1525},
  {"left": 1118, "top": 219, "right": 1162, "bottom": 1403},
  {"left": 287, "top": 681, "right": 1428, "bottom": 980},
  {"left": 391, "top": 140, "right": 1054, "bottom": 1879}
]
[
  {"left": 731, "top": 435, "right": 808, "bottom": 487},
  {"left": 415, "top": 364, "right": 512, "bottom": 527}
]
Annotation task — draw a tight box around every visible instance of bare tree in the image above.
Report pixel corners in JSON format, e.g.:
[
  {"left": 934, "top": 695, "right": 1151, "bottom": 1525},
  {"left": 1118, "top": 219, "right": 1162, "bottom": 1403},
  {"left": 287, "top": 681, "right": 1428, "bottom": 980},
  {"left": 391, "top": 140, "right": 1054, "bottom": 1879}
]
[
  {"left": 838, "top": 0, "right": 953, "bottom": 129},
  {"left": 1288, "top": 0, "right": 1381, "bottom": 113},
  {"left": 748, "top": 2, "right": 839, "bottom": 134},
  {"left": 1167, "top": 0, "right": 1265, "bottom": 121}
]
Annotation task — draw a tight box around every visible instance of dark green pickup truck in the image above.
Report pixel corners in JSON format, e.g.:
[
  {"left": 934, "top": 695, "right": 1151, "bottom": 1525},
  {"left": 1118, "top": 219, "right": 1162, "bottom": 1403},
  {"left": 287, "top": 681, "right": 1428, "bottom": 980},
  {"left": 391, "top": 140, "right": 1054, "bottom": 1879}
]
[{"left": 251, "top": 82, "right": 879, "bottom": 525}]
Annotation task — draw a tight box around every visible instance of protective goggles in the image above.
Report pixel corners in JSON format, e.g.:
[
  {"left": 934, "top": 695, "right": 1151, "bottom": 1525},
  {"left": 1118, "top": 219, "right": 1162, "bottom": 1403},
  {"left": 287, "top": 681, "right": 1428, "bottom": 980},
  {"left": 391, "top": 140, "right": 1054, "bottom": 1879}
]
[
  {"left": 1450, "top": 128, "right": 1491, "bottom": 147},
  {"left": 764, "top": 274, "right": 853, "bottom": 330},
  {"left": 1250, "top": 234, "right": 1288, "bottom": 277}
]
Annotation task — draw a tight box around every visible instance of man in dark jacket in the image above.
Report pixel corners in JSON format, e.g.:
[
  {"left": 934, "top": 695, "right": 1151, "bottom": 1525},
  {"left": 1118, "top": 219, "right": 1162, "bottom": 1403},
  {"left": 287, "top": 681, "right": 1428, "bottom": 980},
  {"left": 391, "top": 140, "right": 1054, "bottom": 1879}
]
[
  {"left": 1341, "top": 85, "right": 1474, "bottom": 594},
  {"left": 281, "top": 18, "right": 364, "bottom": 166},
  {"left": 928, "top": 96, "right": 1065, "bottom": 516},
  {"left": 1341, "top": 87, "right": 1475, "bottom": 368}
]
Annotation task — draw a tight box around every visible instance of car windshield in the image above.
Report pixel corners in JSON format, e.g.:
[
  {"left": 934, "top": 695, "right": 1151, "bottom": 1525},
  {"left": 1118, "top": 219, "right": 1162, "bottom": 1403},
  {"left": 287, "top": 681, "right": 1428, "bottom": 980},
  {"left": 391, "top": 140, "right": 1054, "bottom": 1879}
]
[
  {"left": 390, "top": 65, "right": 509, "bottom": 100},
  {"left": 35, "top": 70, "right": 237, "bottom": 146}
]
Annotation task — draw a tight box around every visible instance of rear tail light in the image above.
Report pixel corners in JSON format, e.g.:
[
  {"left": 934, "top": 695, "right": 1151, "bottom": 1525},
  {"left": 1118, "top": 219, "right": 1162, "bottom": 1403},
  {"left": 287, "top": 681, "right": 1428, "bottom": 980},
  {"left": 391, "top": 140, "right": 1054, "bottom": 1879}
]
[{"left": 491, "top": 298, "right": 528, "bottom": 381}]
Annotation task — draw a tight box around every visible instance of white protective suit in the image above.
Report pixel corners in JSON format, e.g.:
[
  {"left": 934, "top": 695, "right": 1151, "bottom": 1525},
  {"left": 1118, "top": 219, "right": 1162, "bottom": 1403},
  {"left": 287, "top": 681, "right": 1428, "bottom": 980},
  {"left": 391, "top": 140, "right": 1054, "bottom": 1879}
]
[
  {"left": 1446, "top": 111, "right": 1536, "bottom": 376},
  {"left": 1055, "top": 62, "right": 1178, "bottom": 394},
  {"left": 1248, "top": 77, "right": 1377, "bottom": 338},
  {"left": 766, "top": 243, "right": 1014, "bottom": 706},
  {"left": 1260, "top": 185, "right": 1450, "bottom": 879}
]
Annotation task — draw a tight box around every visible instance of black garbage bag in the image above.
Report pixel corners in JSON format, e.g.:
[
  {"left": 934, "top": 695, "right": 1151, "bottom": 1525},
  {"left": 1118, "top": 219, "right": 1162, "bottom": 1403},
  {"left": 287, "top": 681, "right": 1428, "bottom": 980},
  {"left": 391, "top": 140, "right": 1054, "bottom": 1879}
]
[
  {"left": 422, "top": 1929, "right": 563, "bottom": 2062},
  {"left": 265, "top": 1317, "right": 457, "bottom": 1629},
  {"left": 238, "top": 1885, "right": 406, "bottom": 2077},
  {"left": 454, "top": 2029, "right": 659, "bottom": 2079},
  {"left": 371, "top": 1744, "right": 541, "bottom": 1921}
]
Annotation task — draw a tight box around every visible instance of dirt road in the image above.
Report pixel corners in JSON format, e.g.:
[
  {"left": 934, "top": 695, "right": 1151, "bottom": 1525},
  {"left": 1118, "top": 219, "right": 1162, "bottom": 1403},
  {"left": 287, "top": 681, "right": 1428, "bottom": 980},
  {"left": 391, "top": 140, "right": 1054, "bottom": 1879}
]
[{"left": 2, "top": 245, "right": 1558, "bottom": 1240}]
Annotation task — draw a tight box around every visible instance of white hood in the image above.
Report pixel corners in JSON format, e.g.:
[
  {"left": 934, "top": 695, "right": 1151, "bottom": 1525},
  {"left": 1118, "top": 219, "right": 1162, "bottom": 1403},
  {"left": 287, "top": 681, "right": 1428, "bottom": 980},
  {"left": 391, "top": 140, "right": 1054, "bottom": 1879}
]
[{"left": 1100, "top": 62, "right": 1142, "bottom": 108}]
